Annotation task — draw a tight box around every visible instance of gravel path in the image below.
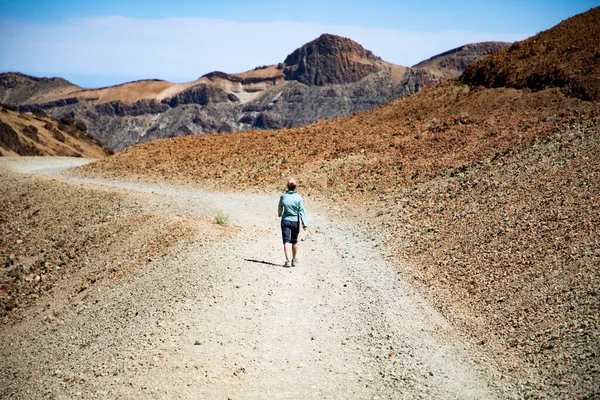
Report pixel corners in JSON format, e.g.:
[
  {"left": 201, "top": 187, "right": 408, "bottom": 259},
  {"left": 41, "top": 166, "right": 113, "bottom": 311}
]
[{"left": 0, "top": 157, "right": 511, "bottom": 399}]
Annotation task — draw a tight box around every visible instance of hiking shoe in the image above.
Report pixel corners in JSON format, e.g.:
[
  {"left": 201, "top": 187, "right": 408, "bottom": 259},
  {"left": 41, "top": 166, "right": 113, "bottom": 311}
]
[
  {"left": 283, "top": 260, "right": 291, "bottom": 268},
  {"left": 291, "top": 259, "right": 298, "bottom": 267}
]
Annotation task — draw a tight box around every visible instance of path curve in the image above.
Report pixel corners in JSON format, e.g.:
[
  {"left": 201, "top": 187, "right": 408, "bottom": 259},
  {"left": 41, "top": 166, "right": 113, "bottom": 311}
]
[{"left": 0, "top": 157, "right": 509, "bottom": 399}]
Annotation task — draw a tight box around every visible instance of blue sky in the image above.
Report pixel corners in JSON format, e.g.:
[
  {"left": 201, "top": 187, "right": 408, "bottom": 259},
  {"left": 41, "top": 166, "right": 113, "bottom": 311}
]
[{"left": 1, "top": 0, "right": 597, "bottom": 88}]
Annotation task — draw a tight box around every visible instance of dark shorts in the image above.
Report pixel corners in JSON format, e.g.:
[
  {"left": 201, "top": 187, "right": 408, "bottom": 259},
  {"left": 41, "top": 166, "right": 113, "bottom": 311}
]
[{"left": 281, "top": 219, "right": 300, "bottom": 244}]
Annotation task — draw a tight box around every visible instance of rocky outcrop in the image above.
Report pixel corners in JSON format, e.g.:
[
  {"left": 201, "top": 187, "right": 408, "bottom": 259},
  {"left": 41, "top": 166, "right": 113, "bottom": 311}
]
[
  {"left": 95, "top": 99, "right": 169, "bottom": 117},
  {"left": 239, "top": 71, "right": 420, "bottom": 132},
  {"left": 163, "top": 84, "right": 232, "bottom": 107},
  {"left": 0, "top": 72, "right": 80, "bottom": 105},
  {"left": 283, "top": 34, "right": 381, "bottom": 86},
  {"left": 0, "top": 120, "right": 42, "bottom": 156},
  {"left": 203, "top": 70, "right": 284, "bottom": 85},
  {"left": 22, "top": 124, "right": 40, "bottom": 141},
  {"left": 19, "top": 97, "right": 81, "bottom": 112},
  {"left": 0, "top": 105, "right": 111, "bottom": 157}
]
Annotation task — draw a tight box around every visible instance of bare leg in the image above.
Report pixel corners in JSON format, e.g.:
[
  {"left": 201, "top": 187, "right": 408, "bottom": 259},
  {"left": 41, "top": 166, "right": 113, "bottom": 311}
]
[
  {"left": 284, "top": 243, "right": 292, "bottom": 261},
  {"left": 292, "top": 243, "right": 299, "bottom": 260}
]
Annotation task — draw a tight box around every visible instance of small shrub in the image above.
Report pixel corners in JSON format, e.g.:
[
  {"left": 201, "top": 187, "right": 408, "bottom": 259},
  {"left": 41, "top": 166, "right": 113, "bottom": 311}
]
[{"left": 213, "top": 210, "right": 229, "bottom": 225}]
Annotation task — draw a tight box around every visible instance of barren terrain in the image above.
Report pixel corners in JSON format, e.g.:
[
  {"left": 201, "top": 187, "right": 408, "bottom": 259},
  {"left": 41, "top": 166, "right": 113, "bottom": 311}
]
[
  {"left": 78, "top": 8, "right": 600, "bottom": 398},
  {"left": 0, "top": 158, "right": 515, "bottom": 399},
  {"left": 2, "top": 7, "right": 599, "bottom": 399},
  {"left": 0, "top": 106, "right": 111, "bottom": 157}
]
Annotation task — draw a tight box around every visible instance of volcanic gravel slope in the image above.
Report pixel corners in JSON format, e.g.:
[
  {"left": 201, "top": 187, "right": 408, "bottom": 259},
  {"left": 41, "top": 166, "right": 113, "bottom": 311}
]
[
  {"left": 460, "top": 6, "right": 600, "bottom": 101},
  {"left": 82, "top": 7, "right": 600, "bottom": 398},
  {"left": 0, "top": 159, "right": 194, "bottom": 320},
  {"left": 0, "top": 106, "right": 111, "bottom": 157},
  {"left": 0, "top": 158, "right": 512, "bottom": 399}
]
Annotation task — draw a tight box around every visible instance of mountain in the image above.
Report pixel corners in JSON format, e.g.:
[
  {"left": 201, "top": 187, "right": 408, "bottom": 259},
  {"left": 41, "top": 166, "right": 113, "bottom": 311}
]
[
  {"left": 282, "top": 33, "right": 382, "bottom": 85},
  {"left": 0, "top": 35, "right": 510, "bottom": 151},
  {"left": 80, "top": 7, "right": 600, "bottom": 398},
  {"left": 0, "top": 105, "right": 111, "bottom": 157}
]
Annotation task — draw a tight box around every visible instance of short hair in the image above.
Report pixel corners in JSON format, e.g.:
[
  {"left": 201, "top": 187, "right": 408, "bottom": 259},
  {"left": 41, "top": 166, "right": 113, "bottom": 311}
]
[{"left": 287, "top": 178, "right": 297, "bottom": 191}]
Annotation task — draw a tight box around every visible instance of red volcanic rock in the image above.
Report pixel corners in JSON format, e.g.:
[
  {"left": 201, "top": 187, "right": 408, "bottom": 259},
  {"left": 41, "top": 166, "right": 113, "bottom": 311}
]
[{"left": 461, "top": 6, "right": 600, "bottom": 100}]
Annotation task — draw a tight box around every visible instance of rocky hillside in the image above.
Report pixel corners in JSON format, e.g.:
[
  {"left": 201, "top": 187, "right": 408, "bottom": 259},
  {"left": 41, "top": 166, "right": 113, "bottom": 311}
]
[
  {"left": 80, "top": 7, "right": 600, "bottom": 398},
  {"left": 0, "top": 167, "right": 195, "bottom": 321},
  {"left": 0, "top": 105, "right": 111, "bottom": 158},
  {"left": 0, "top": 73, "right": 80, "bottom": 105},
  {"left": 413, "top": 41, "right": 511, "bottom": 84},
  {"left": 461, "top": 6, "right": 600, "bottom": 100},
  {"left": 0, "top": 35, "right": 509, "bottom": 151}
]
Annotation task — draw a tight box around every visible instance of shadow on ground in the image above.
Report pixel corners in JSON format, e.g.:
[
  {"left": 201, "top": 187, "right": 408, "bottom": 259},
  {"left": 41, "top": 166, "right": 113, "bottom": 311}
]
[{"left": 244, "top": 259, "right": 283, "bottom": 267}]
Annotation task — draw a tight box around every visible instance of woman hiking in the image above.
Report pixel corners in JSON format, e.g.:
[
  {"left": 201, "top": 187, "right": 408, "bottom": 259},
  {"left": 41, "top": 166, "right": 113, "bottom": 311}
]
[{"left": 278, "top": 178, "right": 308, "bottom": 267}]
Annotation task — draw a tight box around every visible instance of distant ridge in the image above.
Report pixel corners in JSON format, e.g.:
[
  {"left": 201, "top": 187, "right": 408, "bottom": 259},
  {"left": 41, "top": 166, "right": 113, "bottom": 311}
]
[
  {"left": 412, "top": 41, "right": 511, "bottom": 86},
  {"left": 0, "top": 35, "right": 510, "bottom": 151},
  {"left": 0, "top": 72, "right": 80, "bottom": 105},
  {"left": 414, "top": 42, "right": 511, "bottom": 65},
  {"left": 0, "top": 105, "right": 111, "bottom": 157}
]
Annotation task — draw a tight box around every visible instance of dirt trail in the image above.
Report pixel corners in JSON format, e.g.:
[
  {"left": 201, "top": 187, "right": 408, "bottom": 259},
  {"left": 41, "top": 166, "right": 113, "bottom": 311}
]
[{"left": 0, "top": 157, "right": 511, "bottom": 399}]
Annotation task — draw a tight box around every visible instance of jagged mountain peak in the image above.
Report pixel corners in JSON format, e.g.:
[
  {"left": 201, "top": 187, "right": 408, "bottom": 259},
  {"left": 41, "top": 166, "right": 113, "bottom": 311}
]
[
  {"left": 283, "top": 34, "right": 383, "bottom": 86},
  {"left": 285, "top": 34, "right": 380, "bottom": 63}
]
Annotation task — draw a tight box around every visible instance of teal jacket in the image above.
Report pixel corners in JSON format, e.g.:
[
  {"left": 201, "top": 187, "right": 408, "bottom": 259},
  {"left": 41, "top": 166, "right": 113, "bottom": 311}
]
[{"left": 278, "top": 190, "right": 308, "bottom": 227}]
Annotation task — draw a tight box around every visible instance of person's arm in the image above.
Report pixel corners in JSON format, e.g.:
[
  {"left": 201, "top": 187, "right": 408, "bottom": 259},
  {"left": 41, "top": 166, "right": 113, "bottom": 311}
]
[
  {"left": 278, "top": 195, "right": 284, "bottom": 217},
  {"left": 298, "top": 197, "right": 308, "bottom": 229}
]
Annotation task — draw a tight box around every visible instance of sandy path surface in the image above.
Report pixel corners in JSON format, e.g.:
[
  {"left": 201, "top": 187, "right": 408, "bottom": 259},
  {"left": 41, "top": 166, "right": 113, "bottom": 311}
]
[{"left": 0, "top": 157, "right": 510, "bottom": 399}]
